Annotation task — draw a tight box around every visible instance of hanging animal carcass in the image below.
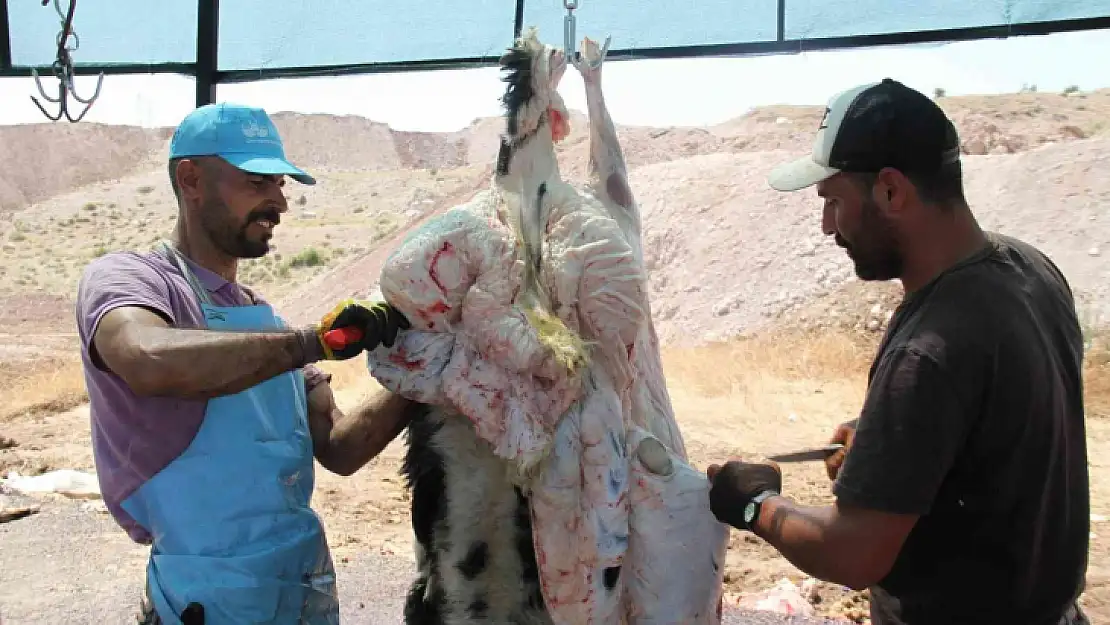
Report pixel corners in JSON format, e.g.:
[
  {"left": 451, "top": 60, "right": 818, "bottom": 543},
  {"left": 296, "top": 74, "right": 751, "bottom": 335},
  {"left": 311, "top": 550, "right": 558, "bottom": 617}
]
[{"left": 366, "top": 27, "right": 730, "bottom": 625}]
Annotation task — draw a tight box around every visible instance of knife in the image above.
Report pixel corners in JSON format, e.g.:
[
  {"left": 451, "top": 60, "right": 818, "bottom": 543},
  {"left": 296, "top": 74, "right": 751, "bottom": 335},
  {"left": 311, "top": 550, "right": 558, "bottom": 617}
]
[{"left": 766, "top": 443, "right": 844, "bottom": 463}]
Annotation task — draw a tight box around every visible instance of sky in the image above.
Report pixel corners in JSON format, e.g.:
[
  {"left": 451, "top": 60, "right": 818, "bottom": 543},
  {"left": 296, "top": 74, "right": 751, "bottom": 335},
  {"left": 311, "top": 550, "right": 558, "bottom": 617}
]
[{"left": 3, "top": 26, "right": 1109, "bottom": 132}]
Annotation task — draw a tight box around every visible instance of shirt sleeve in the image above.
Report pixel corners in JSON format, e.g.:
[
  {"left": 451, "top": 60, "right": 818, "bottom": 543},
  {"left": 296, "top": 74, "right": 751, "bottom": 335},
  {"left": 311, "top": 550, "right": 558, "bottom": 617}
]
[
  {"left": 832, "top": 345, "right": 971, "bottom": 516},
  {"left": 75, "top": 253, "right": 176, "bottom": 371}
]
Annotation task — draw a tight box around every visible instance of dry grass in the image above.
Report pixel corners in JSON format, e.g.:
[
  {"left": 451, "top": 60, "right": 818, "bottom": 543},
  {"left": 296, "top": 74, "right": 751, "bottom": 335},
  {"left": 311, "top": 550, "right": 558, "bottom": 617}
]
[
  {"left": 663, "top": 328, "right": 878, "bottom": 397},
  {"left": 309, "top": 324, "right": 1110, "bottom": 467},
  {"left": 1084, "top": 326, "right": 1110, "bottom": 417},
  {"left": 4, "top": 324, "right": 1105, "bottom": 424},
  {"left": 0, "top": 356, "right": 87, "bottom": 422}
]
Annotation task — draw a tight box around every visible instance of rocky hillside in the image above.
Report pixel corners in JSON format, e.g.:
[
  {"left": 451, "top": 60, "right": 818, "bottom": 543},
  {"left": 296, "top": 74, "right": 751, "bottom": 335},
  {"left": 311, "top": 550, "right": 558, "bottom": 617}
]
[{"left": 1, "top": 87, "right": 1108, "bottom": 345}]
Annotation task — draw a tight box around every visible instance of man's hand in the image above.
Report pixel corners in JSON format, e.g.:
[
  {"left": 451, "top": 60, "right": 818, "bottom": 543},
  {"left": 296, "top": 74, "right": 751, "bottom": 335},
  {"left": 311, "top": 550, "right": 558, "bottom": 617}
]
[
  {"left": 313, "top": 299, "right": 411, "bottom": 361},
  {"left": 825, "top": 420, "right": 858, "bottom": 481},
  {"left": 706, "top": 458, "right": 782, "bottom": 531}
]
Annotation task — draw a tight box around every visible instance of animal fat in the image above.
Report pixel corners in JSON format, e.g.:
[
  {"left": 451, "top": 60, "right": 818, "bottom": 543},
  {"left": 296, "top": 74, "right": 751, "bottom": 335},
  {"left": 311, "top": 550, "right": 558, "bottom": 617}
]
[{"left": 367, "top": 180, "right": 728, "bottom": 624}]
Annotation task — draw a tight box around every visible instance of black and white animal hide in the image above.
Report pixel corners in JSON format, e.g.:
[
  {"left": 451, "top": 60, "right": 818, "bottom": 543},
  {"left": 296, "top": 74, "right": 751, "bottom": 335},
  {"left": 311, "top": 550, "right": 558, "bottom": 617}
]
[{"left": 401, "top": 402, "right": 553, "bottom": 625}]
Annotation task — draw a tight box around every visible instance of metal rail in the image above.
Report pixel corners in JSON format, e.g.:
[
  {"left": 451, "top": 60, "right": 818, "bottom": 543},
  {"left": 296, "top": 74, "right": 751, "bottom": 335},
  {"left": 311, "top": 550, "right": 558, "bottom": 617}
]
[{"left": 2, "top": 1, "right": 1108, "bottom": 110}]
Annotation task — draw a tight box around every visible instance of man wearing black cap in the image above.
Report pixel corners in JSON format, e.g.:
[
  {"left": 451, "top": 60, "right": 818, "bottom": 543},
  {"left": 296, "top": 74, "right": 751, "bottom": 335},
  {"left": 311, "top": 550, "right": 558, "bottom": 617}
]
[{"left": 705, "top": 79, "right": 1091, "bottom": 624}]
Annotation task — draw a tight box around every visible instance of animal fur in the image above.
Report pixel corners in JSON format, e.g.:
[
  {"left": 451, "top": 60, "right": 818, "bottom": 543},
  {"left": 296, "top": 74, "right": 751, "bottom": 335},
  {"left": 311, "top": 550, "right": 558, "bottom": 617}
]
[{"left": 401, "top": 403, "right": 552, "bottom": 624}]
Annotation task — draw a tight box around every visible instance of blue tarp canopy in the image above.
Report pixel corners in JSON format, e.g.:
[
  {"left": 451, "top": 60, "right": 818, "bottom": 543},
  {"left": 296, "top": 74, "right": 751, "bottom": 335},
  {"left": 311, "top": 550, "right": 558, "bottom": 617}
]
[{"left": 4, "top": 0, "right": 1110, "bottom": 102}]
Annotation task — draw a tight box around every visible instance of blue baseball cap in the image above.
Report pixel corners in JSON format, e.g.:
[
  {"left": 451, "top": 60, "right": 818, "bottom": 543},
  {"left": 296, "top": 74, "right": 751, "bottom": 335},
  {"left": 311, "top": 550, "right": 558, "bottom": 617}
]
[{"left": 169, "top": 102, "right": 316, "bottom": 185}]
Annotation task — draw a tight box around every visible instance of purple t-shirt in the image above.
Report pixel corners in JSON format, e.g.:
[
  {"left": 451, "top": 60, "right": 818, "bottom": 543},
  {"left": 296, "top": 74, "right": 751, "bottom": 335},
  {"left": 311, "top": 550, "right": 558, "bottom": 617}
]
[{"left": 74, "top": 249, "right": 330, "bottom": 544}]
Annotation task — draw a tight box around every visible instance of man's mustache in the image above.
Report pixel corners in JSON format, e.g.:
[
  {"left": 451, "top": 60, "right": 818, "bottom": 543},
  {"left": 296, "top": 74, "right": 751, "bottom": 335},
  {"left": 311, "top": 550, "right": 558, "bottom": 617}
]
[{"left": 245, "top": 205, "right": 281, "bottom": 227}]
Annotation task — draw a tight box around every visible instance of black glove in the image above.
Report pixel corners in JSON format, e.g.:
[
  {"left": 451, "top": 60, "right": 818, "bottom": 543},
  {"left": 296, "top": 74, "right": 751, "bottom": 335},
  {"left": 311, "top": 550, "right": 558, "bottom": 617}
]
[
  {"left": 707, "top": 459, "right": 782, "bottom": 531},
  {"left": 313, "top": 298, "right": 412, "bottom": 360},
  {"left": 181, "top": 602, "right": 204, "bottom": 625}
]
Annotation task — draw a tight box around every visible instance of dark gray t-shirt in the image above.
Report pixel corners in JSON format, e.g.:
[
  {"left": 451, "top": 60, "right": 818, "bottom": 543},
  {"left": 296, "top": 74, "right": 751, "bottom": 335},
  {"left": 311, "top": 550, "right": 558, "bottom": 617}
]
[{"left": 833, "top": 232, "right": 1089, "bottom": 625}]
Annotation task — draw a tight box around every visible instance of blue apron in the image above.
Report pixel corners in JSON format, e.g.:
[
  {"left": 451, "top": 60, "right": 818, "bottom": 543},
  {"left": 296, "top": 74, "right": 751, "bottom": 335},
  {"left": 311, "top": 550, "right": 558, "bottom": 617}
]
[{"left": 120, "top": 242, "right": 341, "bottom": 624}]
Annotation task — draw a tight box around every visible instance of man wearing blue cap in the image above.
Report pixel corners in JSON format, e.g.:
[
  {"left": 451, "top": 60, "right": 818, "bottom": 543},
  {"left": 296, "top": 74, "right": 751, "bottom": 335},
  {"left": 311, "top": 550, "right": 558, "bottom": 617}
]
[{"left": 74, "top": 102, "right": 413, "bottom": 624}]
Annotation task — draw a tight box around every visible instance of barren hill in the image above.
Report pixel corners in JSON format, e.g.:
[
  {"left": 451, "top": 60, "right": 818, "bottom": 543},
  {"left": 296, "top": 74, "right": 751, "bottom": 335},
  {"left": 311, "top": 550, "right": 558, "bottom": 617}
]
[
  {"left": 0, "top": 123, "right": 169, "bottom": 215},
  {"left": 1, "top": 87, "right": 1108, "bottom": 341}
]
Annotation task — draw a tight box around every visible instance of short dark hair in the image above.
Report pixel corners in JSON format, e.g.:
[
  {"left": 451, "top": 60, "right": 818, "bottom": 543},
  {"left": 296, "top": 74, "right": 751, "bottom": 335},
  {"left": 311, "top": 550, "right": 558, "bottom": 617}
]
[
  {"left": 168, "top": 157, "right": 185, "bottom": 201},
  {"left": 847, "top": 160, "right": 965, "bottom": 208},
  {"left": 168, "top": 156, "right": 220, "bottom": 202},
  {"left": 905, "top": 160, "right": 966, "bottom": 206}
]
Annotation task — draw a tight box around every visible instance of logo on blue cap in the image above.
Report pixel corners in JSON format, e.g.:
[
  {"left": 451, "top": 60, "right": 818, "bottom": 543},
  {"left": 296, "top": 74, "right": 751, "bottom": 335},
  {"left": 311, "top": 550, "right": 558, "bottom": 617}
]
[{"left": 169, "top": 102, "right": 316, "bottom": 186}]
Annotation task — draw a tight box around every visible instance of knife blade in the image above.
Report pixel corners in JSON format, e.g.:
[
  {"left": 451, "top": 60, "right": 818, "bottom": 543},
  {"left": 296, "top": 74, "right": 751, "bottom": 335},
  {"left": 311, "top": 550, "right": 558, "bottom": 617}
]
[{"left": 766, "top": 443, "right": 844, "bottom": 463}]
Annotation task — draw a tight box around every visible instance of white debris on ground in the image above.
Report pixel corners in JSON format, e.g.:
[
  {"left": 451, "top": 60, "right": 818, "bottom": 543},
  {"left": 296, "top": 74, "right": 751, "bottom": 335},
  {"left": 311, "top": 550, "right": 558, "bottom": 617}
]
[
  {"left": 724, "top": 577, "right": 819, "bottom": 617},
  {"left": 1094, "top": 513, "right": 1107, "bottom": 541},
  {"left": 80, "top": 500, "right": 109, "bottom": 514},
  {"left": 2, "top": 469, "right": 101, "bottom": 499}
]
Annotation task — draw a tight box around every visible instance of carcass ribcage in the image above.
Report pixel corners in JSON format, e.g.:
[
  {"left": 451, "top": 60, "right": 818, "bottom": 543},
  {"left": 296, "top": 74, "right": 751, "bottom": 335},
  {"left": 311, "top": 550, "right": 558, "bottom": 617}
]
[{"left": 368, "top": 180, "right": 728, "bottom": 624}]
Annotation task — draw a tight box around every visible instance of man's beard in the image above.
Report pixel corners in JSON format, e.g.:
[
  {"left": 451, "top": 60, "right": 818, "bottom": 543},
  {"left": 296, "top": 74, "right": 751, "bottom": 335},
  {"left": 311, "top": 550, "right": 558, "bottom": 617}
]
[
  {"left": 837, "top": 197, "right": 903, "bottom": 282},
  {"left": 199, "top": 193, "right": 279, "bottom": 260}
]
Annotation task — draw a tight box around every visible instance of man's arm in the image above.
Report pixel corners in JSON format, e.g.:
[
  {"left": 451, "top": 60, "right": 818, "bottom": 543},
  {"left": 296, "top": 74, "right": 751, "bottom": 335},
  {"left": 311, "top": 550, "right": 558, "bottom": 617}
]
[
  {"left": 77, "top": 252, "right": 323, "bottom": 400},
  {"left": 750, "top": 496, "right": 918, "bottom": 590},
  {"left": 306, "top": 379, "right": 414, "bottom": 476},
  {"left": 93, "top": 306, "right": 318, "bottom": 400},
  {"left": 709, "top": 344, "right": 970, "bottom": 589}
]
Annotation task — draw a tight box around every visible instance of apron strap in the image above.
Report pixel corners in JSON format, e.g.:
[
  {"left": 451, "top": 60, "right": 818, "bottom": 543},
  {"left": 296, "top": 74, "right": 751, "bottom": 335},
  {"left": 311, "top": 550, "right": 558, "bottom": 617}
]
[
  {"left": 157, "top": 240, "right": 261, "bottom": 308},
  {"left": 157, "top": 240, "right": 214, "bottom": 307}
]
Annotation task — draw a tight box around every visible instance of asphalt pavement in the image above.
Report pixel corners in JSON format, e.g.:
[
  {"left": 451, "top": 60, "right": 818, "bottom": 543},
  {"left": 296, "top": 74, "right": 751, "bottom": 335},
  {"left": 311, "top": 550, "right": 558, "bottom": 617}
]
[{"left": 0, "top": 499, "right": 841, "bottom": 624}]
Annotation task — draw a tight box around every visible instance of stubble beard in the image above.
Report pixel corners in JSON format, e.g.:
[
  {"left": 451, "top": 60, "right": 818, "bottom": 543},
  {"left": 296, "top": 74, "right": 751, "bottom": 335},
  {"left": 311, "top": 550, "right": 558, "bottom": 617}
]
[
  {"left": 843, "top": 197, "right": 904, "bottom": 282},
  {"left": 199, "top": 193, "right": 273, "bottom": 260}
]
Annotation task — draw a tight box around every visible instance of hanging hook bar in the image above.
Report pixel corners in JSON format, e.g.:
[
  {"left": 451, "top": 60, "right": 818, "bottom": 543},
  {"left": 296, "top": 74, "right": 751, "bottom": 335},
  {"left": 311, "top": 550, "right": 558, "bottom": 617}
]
[
  {"left": 29, "top": 0, "right": 104, "bottom": 122},
  {"left": 563, "top": 0, "right": 610, "bottom": 71},
  {"left": 563, "top": 0, "right": 579, "bottom": 62}
]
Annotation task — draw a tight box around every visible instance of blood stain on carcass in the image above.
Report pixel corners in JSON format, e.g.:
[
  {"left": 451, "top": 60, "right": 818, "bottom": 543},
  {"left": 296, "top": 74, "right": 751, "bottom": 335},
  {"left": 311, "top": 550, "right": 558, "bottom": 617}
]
[
  {"left": 412, "top": 307, "right": 435, "bottom": 328},
  {"left": 428, "top": 241, "right": 456, "bottom": 293},
  {"left": 388, "top": 351, "right": 425, "bottom": 371}
]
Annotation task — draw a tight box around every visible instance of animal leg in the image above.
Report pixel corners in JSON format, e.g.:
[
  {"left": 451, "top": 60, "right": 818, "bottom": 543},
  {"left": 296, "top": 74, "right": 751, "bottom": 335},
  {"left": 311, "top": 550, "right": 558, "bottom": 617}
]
[{"left": 575, "top": 36, "right": 642, "bottom": 244}]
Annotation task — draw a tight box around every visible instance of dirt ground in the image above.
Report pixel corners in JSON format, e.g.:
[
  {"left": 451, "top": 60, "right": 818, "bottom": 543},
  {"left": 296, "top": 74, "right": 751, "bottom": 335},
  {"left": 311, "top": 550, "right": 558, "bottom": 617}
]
[{"left": 3, "top": 318, "right": 1107, "bottom": 624}]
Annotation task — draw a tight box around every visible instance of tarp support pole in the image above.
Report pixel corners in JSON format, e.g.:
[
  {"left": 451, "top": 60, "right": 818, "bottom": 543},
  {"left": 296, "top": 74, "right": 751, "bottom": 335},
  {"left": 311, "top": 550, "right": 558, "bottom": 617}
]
[
  {"left": 777, "top": 0, "right": 786, "bottom": 41},
  {"left": 514, "top": 0, "right": 526, "bottom": 39},
  {"left": 195, "top": 0, "right": 219, "bottom": 108},
  {"left": 0, "top": 0, "right": 11, "bottom": 72}
]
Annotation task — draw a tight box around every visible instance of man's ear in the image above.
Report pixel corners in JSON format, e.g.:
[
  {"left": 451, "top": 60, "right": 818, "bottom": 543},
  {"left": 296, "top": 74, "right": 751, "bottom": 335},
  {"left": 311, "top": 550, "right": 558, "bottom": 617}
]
[
  {"left": 874, "top": 167, "right": 911, "bottom": 217},
  {"left": 174, "top": 158, "right": 206, "bottom": 203}
]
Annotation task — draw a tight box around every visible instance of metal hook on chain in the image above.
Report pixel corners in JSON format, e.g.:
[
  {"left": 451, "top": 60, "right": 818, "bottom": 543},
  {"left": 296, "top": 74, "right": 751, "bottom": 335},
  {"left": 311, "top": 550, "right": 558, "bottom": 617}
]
[
  {"left": 30, "top": 0, "right": 104, "bottom": 122},
  {"left": 562, "top": 0, "right": 610, "bottom": 71}
]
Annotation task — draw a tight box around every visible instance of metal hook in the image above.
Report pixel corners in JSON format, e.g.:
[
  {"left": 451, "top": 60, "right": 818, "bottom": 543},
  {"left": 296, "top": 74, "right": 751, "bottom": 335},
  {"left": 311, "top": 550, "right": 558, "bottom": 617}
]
[
  {"left": 48, "top": 0, "right": 67, "bottom": 21},
  {"left": 577, "top": 35, "right": 611, "bottom": 71},
  {"left": 29, "top": 0, "right": 104, "bottom": 122}
]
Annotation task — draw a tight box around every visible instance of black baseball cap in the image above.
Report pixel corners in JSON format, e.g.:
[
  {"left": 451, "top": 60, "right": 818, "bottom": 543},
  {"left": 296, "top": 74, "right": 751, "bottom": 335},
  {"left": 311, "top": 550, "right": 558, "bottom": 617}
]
[{"left": 768, "top": 78, "right": 961, "bottom": 192}]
